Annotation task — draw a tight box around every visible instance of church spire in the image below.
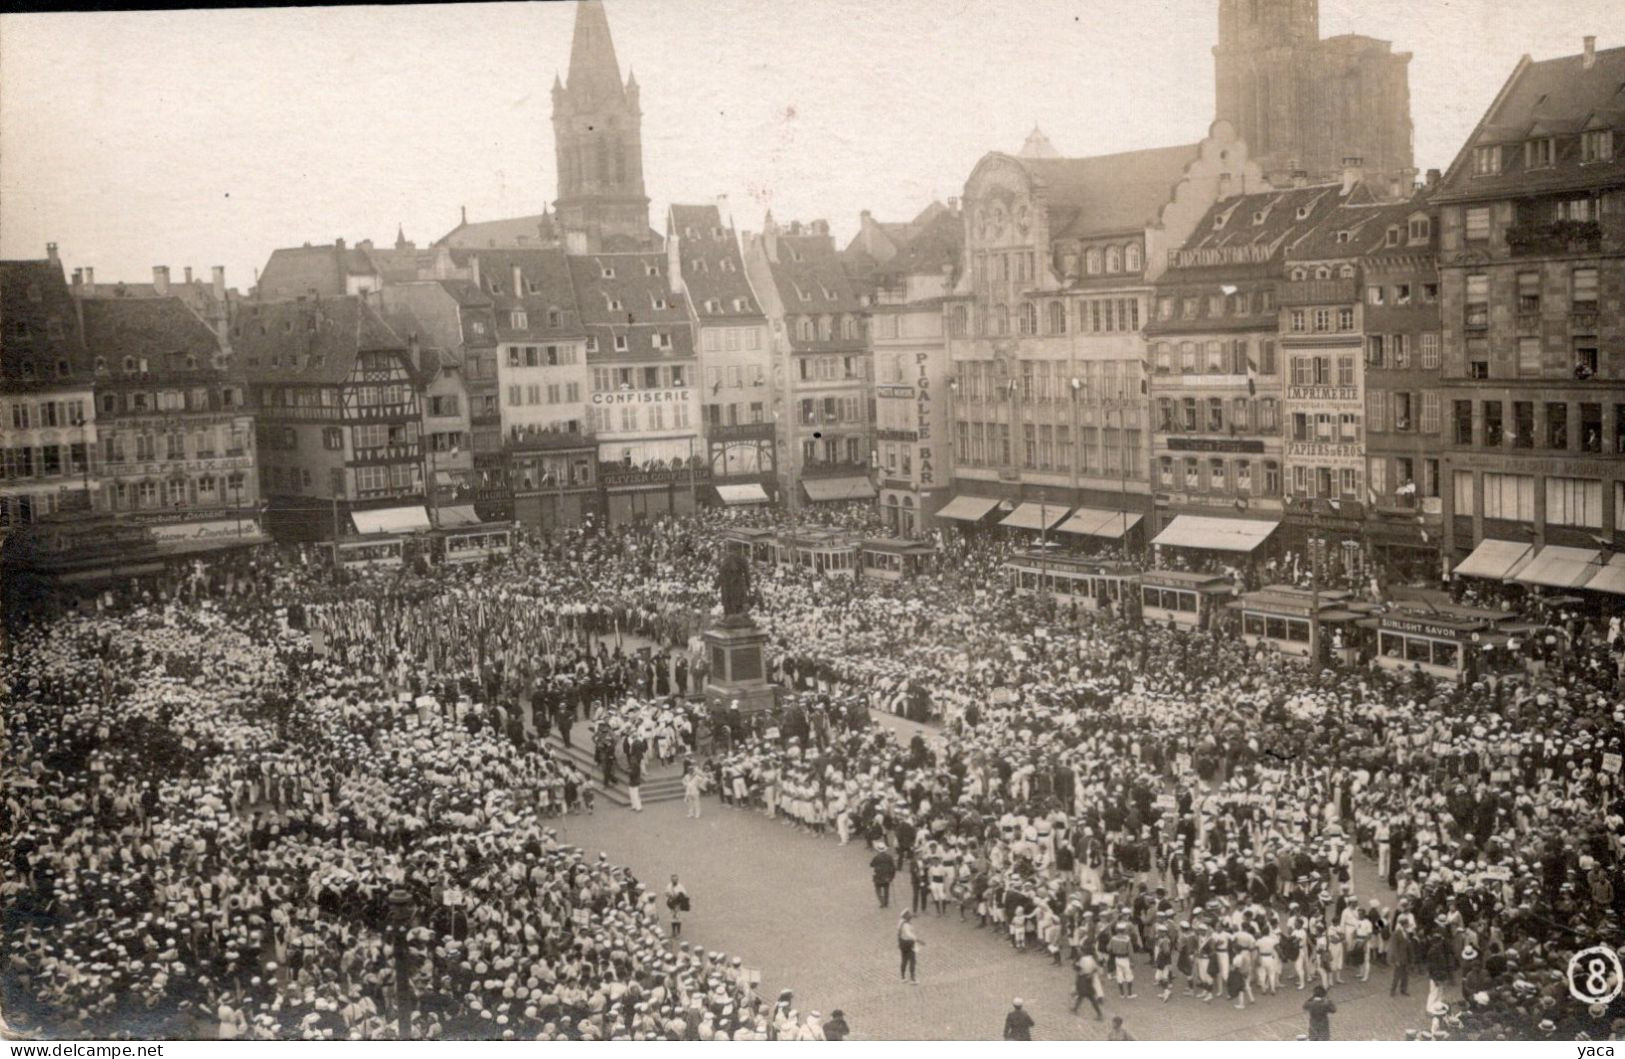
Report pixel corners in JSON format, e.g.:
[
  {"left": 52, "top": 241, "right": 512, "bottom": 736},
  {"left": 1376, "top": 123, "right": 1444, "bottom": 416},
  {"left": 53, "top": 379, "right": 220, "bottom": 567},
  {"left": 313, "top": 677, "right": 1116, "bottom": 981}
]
[{"left": 566, "top": 0, "right": 625, "bottom": 105}]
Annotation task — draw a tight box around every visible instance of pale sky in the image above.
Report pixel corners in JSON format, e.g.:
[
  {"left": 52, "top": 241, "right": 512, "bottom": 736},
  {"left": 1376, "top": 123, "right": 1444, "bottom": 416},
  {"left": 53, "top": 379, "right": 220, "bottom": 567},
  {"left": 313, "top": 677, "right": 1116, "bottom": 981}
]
[{"left": 0, "top": 0, "right": 1615, "bottom": 291}]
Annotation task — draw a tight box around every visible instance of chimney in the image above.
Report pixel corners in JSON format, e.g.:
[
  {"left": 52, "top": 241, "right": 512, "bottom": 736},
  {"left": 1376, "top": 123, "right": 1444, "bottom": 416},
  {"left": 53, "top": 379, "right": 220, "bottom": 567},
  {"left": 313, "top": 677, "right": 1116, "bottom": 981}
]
[
  {"left": 470, "top": 254, "right": 482, "bottom": 290},
  {"left": 46, "top": 242, "right": 59, "bottom": 263},
  {"left": 72, "top": 268, "right": 83, "bottom": 288},
  {"left": 812, "top": 219, "right": 830, "bottom": 237},
  {"left": 1583, "top": 35, "right": 1597, "bottom": 69},
  {"left": 1290, "top": 168, "right": 1310, "bottom": 188},
  {"left": 184, "top": 266, "right": 193, "bottom": 285},
  {"left": 334, "top": 237, "right": 346, "bottom": 252},
  {"left": 83, "top": 266, "right": 96, "bottom": 296},
  {"left": 211, "top": 266, "right": 226, "bottom": 300},
  {"left": 461, "top": 205, "right": 468, "bottom": 225},
  {"left": 947, "top": 196, "right": 960, "bottom": 214},
  {"left": 1341, "top": 156, "right": 1364, "bottom": 195},
  {"left": 1425, "top": 168, "right": 1442, "bottom": 190},
  {"left": 153, "top": 266, "right": 170, "bottom": 296},
  {"left": 511, "top": 262, "right": 523, "bottom": 296},
  {"left": 716, "top": 193, "right": 732, "bottom": 230}
]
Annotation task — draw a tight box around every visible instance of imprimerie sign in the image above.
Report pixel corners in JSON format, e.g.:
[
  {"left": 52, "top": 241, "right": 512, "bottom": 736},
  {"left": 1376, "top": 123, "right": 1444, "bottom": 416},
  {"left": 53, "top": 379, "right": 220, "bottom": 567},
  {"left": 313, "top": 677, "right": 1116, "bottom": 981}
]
[{"left": 591, "top": 388, "right": 693, "bottom": 406}]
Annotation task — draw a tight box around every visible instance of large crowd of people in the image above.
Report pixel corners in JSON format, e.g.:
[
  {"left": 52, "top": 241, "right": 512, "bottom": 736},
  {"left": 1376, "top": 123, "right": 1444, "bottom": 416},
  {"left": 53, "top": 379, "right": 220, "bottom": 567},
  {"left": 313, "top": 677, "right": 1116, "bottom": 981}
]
[{"left": 4, "top": 504, "right": 1623, "bottom": 1041}]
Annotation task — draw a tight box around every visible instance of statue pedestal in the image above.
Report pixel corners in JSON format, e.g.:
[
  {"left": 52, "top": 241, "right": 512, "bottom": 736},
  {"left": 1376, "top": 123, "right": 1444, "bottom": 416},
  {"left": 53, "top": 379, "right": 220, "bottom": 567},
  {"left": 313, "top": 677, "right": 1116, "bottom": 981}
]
[{"left": 703, "top": 620, "right": 778, "bottom": 717}]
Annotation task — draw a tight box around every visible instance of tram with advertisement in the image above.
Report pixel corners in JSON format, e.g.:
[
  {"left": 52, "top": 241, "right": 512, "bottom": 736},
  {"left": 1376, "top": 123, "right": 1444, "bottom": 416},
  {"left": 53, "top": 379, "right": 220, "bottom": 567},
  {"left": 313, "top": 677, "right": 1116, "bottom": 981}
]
[
  {"left": 1005, "top": 551, "right": 1140, "bottom": 612},
  {"left": 859, "top": 538, "right": 939, "bottom": 582},
  {"left": 439, "top": 522, "right": 515, "bottom": 564},
  {"left": 1137, "top": 570, "right": 1235, "bottom": 629},
  {"left": 333, "top": 536, "right": 405, "bottom": 569}
]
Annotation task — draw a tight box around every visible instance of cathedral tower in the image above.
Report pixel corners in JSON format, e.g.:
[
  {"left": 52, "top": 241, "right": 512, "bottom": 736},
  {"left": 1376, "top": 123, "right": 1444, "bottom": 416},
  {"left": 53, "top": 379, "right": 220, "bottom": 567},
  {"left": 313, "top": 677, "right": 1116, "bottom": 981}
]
[
  {"left": 552, "top": 0, "right": 651, "bottom": 252},
  {"left": 1214, "top": 0, "right": 1414, "bottom": 190}
]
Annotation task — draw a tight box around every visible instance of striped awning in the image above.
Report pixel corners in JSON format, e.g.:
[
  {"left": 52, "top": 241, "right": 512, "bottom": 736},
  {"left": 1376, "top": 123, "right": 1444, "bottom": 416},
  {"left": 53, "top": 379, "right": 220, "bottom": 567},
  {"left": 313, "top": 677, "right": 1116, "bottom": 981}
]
[
  {"left": 1056, "top": 507, "right": 1143, "bottom": 539},
  {"left": 352, "top": 506, "right": 431, "bottom": 536},
  {"left": 716, "top": 483, "right": 770, "bottom": 506},
  {"left": 999, "top": 503, "right": 1070, "bottom": 531},
  {"left": 1452, "top": 538, "right": 1534, "bottom": 581},
  {"left": 935, "top": 494, "right": 1001, "bottom": 522},
  {"left": 1583, "top": 554, "right": 1625, "bottom": 596},
  {"left": 1512, "top": 545, "right": 1603, "bottom": 589},
  {"left": 801, "top": 476, "right": 876, "bottom": 502},
  {"left": 1153, "top": 515, "right": 1278, "bottom": 553}
]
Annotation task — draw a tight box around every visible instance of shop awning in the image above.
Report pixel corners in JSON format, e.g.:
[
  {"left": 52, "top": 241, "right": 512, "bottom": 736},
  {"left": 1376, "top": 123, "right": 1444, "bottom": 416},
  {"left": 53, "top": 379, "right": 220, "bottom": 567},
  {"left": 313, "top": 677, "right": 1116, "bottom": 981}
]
[
  {"left": 1000, "top": 502, "right": 1070, "bottom": 531},
  {"left": 935, "top": 494, "right": 1001, "bottom": 522},
  {"left": 716, "top": 483, "right": 769, "bottom": 506},
  {"left": 1583, "top": 554, "right": 1625, "bottom": 596},
  {"left": 351, "top": 506, "right": 431, "bottom": 536},
  {"left": 1056, "top": 507, "right": 1143, "bottom": 539},
  {"left": 1153, "top": 515, "right": 1278, "bottom": 553},
  {"left": 1452, "top": 538, "right": 1533, "bottom": 581},
  {"left": 433, "top": 470, "right": 456, "bottom": 487},
  {"left": 435, "top": 505, "right": 481, "bottom": 529},
  {"left": 801, "top": 476, "right": 876, "bottom": 502},
  {"left": 1513, "top": 545, "right": 1603, "bottom": 589}
]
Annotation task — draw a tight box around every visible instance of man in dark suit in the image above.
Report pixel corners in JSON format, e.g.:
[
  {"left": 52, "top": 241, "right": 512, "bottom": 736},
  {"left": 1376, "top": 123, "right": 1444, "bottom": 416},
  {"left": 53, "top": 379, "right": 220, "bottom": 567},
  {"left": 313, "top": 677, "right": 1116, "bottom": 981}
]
[{"left": 870, "top": 845, "right": 897, "bottom": 908}]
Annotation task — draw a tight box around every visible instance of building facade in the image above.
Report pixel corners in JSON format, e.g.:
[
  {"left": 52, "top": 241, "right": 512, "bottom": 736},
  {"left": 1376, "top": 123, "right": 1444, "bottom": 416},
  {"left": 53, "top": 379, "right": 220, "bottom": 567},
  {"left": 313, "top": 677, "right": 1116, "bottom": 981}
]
[
  {"left": 944, "top": 124, "right": 1264, "bottom": 548},
  {"left": 845, "top": 203, "right": 963, "bottom": 535},
  {"left": 1434, "top": 40, "right": 1625, "bottom": 565},
  {"left": 80, "top": 296, "right": 259, "bottom": 538},
  {"left": 1, "top": 252, "right": 98, "bottom": 528},
  {"left": 743, "top": 217, "right": 876, "bottom": 507},
  {"left": 668, "top": 203, "right": 777, "bottom": 504},
  {"left": 233, "top": 297, "right": 426, "bottom": 540},
  {"left": 1147, "top": 181, "right": 1351, "bottom": 556},
  {"left": 1213, "top": 0, "right": 1415, "bottom": 188}
]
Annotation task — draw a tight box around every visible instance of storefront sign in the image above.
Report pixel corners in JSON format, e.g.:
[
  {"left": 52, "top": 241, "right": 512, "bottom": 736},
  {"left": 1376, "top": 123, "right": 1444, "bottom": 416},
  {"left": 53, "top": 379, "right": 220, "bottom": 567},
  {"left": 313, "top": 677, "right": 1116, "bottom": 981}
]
[
  {"left": 1166, "top": 437, "right": 1266, "bottom": 454},
  {"left": 149, "top": 519, "right": 262, "bottom": 544},
  {"left": 590, "top": 388, "right": 693, "bottom": 406},
  {"left": 1383, "top": 618, "right": 1471, "bottom": 640},
  {"left": 876, "top": 386, "right": 915, "bottom": 399},
  {"left": 1285, "top": 442, "right": 1361, "bottom": 459},
  {"left": 918, "top": 446, "right": 934, "bottom": 487},
  {"left": 1286, "top": 386, "right": 1359, "bottom": 403},
  {"left": 916, "top": 356, "right": 933, "bottom": 442}
]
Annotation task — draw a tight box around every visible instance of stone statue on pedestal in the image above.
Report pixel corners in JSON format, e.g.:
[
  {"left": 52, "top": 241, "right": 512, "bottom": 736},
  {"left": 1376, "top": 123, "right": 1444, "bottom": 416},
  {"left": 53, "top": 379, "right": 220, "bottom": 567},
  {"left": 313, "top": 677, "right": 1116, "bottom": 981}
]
[{"left": 718, "top": 552, "right": 753, "bottom": 626}]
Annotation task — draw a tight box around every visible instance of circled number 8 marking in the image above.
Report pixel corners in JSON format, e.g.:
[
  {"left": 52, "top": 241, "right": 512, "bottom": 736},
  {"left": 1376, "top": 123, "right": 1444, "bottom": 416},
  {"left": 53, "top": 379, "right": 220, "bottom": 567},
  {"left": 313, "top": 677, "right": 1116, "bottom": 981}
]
[{"left": 1568, "top": 945, "right": 1623, "bottom": 1005}]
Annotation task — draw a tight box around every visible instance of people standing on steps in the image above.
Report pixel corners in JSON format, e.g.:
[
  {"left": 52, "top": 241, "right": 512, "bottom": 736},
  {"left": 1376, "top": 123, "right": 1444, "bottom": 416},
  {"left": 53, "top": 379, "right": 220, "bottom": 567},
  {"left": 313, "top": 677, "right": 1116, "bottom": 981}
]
[
  {"left": 626, "top": 751, "right": 644, "bottom": 812},
  {"left": 897, "top": 910, "right": 921, "bottom": 983}
]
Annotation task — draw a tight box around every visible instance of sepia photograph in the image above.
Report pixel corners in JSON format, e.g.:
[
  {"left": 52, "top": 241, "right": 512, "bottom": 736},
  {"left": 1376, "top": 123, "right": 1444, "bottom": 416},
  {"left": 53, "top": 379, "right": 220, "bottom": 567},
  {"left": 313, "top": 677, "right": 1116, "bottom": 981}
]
[{"left": 2, "top": 0, "right": 1623, "bottom": 1045}]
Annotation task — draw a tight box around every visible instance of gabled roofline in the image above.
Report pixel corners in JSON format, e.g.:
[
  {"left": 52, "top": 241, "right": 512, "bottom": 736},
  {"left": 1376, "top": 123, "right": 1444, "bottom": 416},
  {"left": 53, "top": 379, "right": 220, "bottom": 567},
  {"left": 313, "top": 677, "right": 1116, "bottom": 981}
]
[{"left": 1437, "top": 54, "right": 1532, "bottom": 191}]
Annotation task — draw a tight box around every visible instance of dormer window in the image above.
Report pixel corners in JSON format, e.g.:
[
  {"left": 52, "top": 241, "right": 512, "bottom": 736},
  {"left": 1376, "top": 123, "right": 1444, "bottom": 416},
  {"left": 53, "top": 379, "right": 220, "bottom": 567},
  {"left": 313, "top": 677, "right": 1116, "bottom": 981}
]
[
  {"left": 733, "top": 298, "right": 749, "bottom": 312},
  {"left": 787, "top": 246, "right": 802, "bottom": 263},
  {"left": 797, "top": 286, "right": 811, "bottom": 302},
  {"left": 1471, "top": 144, "right": 1502, "bottom": 176},
  {"left": 1408, "top": 215, "right": 1431, "bottom": 243},
  {"left": 704, "top": 298, "right": 721, "bottom": 313},
  {"left": 510, "top": 310, "right": 528, "bottom": 329},
  {"left": 1338, "top": 264, "right": 1355, "bottom": 279},
  {"left": 1524, "top": 137, "right": 1556, "bottom": 169},
  {"left": 547, "top": 309, "right": 561, "bottom": 327},
  {"left": 527, "top": 280, "right": 541, "bottom": 294},
  {"left": 644, "top": 263, "right": 659, "bottom": 277},
  {"left": 1252, "top": 211, "right": 1266, "bottom": 225},
  {"left": 1290, "top": 267, "right": 1308, "bottom": 281},
  {"left": 613, "top": 334, "right": 629, "bottom": 352},
  {"left": 601, "top": 265, "right": 615, "bottom": 279},
  {"left": 1212, "top": 214, "right": 1227, "bottom": 229},
  {"left": 720, "top": 258, "right": 736, "bottom": 272},
  {"left": 653, "top": 331, "right": 672, "bottom": 350},
  {"left": 1581, "top": 129, "right": 1614, "bottom": 163},
  {"left": 694, "top": 259, "right": 709, "bottom": 273},
  {"left": 1385, "top": 227, "right": 1402, "bottom": 247},
  {"left": 1314, "top": 265, "right": 1331, "bottom": 280},
  {"left": 651, "top": 294, "right": 669, "bottom": 310},
  {"left": 712, "top": 227, "right": 723, "bottom": 238},
  {"left": 1335, "top": 231, "right": 1352, "bottom": 243},
  {"left": 607, "top": 297, "right": 623, "bottom": 311},
  {"left": 56, "top": 359, "right": 70, "bottom": 378},
  {"left": 1295, "top": 206, "right": 1310, "bottom": 220},
  {"left": 94, "top": 357, "right": 107, "bottom": 374}
]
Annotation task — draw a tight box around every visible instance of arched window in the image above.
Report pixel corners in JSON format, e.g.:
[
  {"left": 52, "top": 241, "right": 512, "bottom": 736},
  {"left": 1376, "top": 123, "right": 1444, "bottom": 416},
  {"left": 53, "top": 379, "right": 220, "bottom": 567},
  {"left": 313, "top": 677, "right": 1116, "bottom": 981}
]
[
  {"left": 1085, "top": 248, "right": 1101, "bottom": 275},
  {"left": 798, "top": 317, "right": 813, "bottom": 342},
  {"left": 1048, "top": 300, "right": 1067, "bottom": 334},
  {"left": 1105, "top": 246, "right": 1123, "bottom": 273},
  {"left": 1124, "top": 243, "right": 1143, "bottom": 272},
  {"left": 123, "top": 356, "right": 137, "bottom": 374},
  {"left": 1019, "top": 303, "right": 1039, "bottom": 335}
]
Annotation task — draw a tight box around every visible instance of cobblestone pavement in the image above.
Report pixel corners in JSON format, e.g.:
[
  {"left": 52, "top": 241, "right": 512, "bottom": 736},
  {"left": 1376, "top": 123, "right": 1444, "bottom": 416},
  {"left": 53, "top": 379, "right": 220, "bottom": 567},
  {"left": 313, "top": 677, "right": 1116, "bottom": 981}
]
[{"left": 555, "top": 794, "right": 1430, "bottom": 1041}]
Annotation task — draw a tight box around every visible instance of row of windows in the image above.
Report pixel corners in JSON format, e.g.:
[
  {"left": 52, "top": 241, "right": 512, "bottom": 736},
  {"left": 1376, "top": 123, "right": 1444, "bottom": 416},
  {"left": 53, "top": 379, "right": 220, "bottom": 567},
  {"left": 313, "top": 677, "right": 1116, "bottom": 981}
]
[
  {"left": 796, "top": 355, "right": 869, "bottom": 383},
  {"left": 1156, "top": 396, "right": 1281, "bottom": 433},
  {"left": 704, "top": 364, "right": 768, "bottom": 390},
  {"left": 954, "top": 359, "right": 1144, "bottom": 402},
  {"left": 1288, "top": 307, "right": 1356, "bottom": 334},
  {"left": 8, "top": 399, "right": 88, "bottom": 431},
  {"left": 103, "top": 472, "right": 247, "bottom": 511},
  {"left": 582, "top": 331, "right": 675, "bottom": 354},
  {"left": 1156, "top": 289, "right": 1278, "bottom": 323},
  {"left": 1366, "top": 333, "right": 1441, "bottom": 370},
  {"left": 506, "top": 382, "right": 582, "bottom": 408},
  {"left": 800, "top": 436, "right": 866, "bottom": 464},
  {"left": 702, "top": 401, "right": 767, "bottom": 427},
  {"left": 1452, "top": 472, "right": 1615, "bottom": 529},
  {"left": 587, "top": 402, "right": 694, "bottom": 434},
  {"left": 1463, "top": 267, "right": 1597, "bottom": 327},
  {"left": 1452, "top": 400, "right": 1621, "bottom": 454},
  {"left": 1470, "top": 131, "right": 1615, "bottom": 177},
  {"left": 955, "top": 420, "right": 1146, "bottom": 479},
  {"left": 1289, "top": 464, "right": 1366, "bottom": 500},
  {"left": 99, "top": 426, "right": 248, "bottom": 464},
  {"left": 1289, "top": 354, "right": 1358, "bottom": 388},
  {"left": 1367, "top": 391, "right": 1441, "bottom": 434},
  {"left": 699, "top": 327, "right": 763, "bottom": 352},
  {"left": 799, "top": 396, "right": 867, "bottom": 425},
  {"left": 505, "top": 344, "right": 580, "bottom": 368},
  {"left": 1151, "top": 339, "right": 1278, "bottom": 376},
  {"left": 1367, "top": 456, "right": 1440, "bottom": 504},
  {"left": 1155, "top": 455, "right": 1283, "bottom": 496},
  {"left": 592, "top": 366, "right": 689, "bottom": 392},
  {"left": 789, "top": 315, "right": 864, "bottom": 343},
  {"left": 0, "top": 444, "right": 89, "bottom": 480},
  {"left": 351, "top": 463, "right": 421, "bottom": 498}
]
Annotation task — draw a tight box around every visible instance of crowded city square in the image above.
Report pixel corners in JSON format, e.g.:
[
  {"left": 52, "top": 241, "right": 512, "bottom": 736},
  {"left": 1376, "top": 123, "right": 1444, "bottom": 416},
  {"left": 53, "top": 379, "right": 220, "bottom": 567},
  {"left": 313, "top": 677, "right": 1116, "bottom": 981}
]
[{"left": 4, "top": 504, "right": 1623, "bottom": 1041}]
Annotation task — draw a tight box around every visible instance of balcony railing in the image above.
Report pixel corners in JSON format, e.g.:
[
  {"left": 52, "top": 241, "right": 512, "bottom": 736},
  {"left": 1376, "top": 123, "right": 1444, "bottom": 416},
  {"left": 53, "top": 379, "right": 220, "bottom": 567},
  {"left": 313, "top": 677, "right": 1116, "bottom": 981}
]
[
  {"left": 1570, "top": 309, "right": 1599, "bottom": 333},
  {"left": 1280, "top": 279, "right": 1358, "bottom": 306},
  {"left": 1505, "top": 220, "right": 1602, "bottom": 257},
  {"left": 707, "top": 421, "right": 776, "bottom": 442}
]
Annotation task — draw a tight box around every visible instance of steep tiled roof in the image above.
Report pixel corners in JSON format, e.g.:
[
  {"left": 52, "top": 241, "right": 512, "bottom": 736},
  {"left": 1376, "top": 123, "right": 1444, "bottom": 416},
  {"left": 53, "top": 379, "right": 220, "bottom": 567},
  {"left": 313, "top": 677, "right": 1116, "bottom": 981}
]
[
  {"left": 229, "top": 296, "right": 405, "bottom": 385},
  {"left": 1439, "top": 45, "right": 1625, "bottom": 201},
  {"left": 80, "top": 297, "right": 221, "bottom": 363},
  {"left": 0, "top": 259, "right": 92, "bottom": 388},
  {"left": 256, "top": 244, "right": 378, "bottom": 299},
  {"left": 1020, "top": 143, "right": 1202, "bottom": 238},
  {"left": 433, "top": 212, "right": 561, "bottom": 250},
  {"left": 763, "top": 231, "right": 863, "bottom": 314},
  {"left": 1160, "top": 183, "right": 1357, "bottom": 280},
  {"left": 669, "top": 204, "right": 762, "bottom": 321},
  {"left": 567, "top": 252, "right": 694, "bottom": 359},
  {"left": 448, "top": 248, "right": 584, "bottom": 342},
  {"left": 1288, "top": 192, "right": 1435, "bottom": 261}
]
